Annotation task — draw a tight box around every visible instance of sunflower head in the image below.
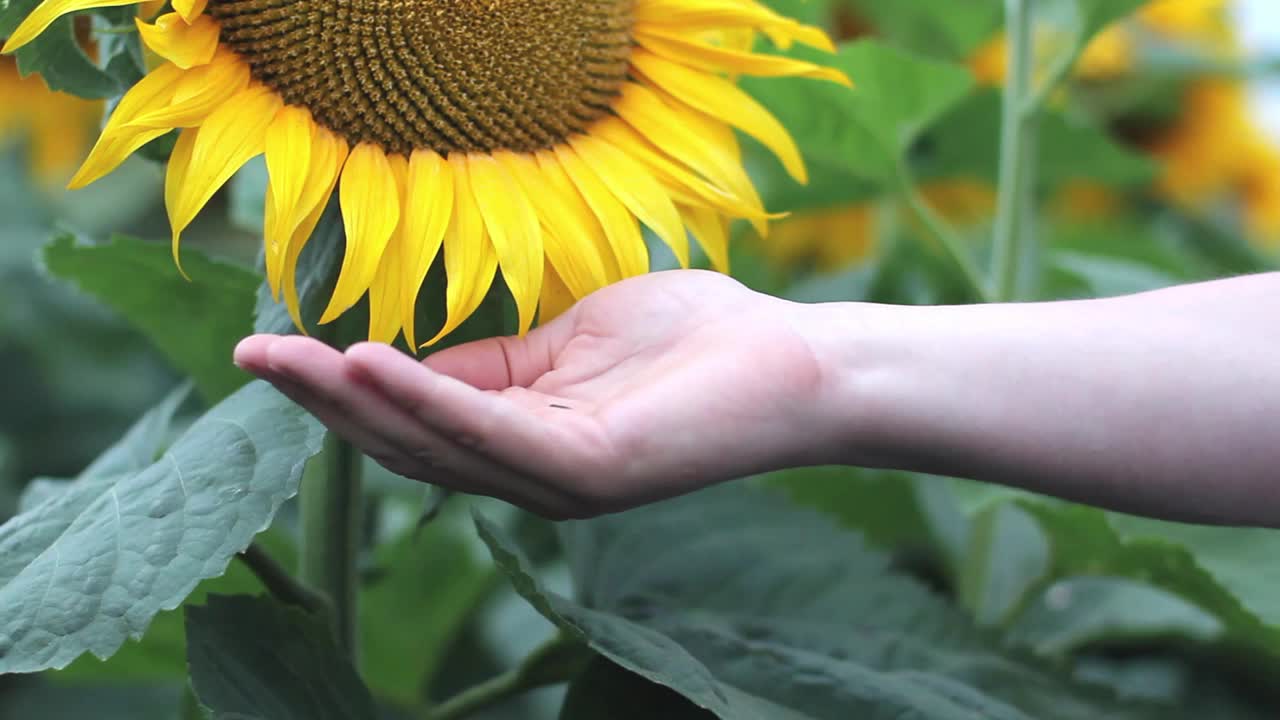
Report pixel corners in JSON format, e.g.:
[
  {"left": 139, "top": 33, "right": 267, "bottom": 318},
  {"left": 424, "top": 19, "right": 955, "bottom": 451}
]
[{"left": 4, "top": 0, "right": 850, "bottom": 346}]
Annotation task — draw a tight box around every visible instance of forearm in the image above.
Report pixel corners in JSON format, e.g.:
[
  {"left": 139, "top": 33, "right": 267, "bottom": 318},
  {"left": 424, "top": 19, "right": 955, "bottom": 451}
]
[{"left": 801, "top": 273, "right": 1280, "bottom": 527}]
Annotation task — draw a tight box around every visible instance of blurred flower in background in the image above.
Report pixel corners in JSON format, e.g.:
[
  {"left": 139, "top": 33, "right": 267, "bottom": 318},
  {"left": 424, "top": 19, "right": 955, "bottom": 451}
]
[
  {"left": 0, "top": 37, "right": 173, "bottom": 499},
  {"left": 0, "top": 53, "right": 101, "bottom": 184},
  {"left": 752, "top": 0, "right": 1280, "bottom": 281}
]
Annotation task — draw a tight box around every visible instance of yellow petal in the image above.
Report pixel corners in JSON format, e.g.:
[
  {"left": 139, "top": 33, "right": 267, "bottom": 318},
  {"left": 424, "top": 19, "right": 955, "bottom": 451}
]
[
  {"left": 615, "top": 83, "right": 755, "bottom": 204},
  {"left": 636, "top": 28, "right": 851, "bottom": 86},
  {"left": 321, "top": 142, "right": 401, "bottom": 324},
  {"left": 168, "top": 84, "right": 281, "bottom": 274},
  {"left": 551, "top": 143, "right": 649, "bottom": 279},
  {"left": 680, "top": 203, "right": 730, "bottom": 272},
  {"left": 135, "top": 12, "right": 219, "bottom": 69},
  {"left": 466, "top": 153, "right": 543, "bottom": 336},
  {"left": 631, "top": 48, "right": 807, "bottom": 184},
  {"left": 399, "top": 149, "right": 452, "bottom": 349},
  {"left": 367, "top": 155, "right": 409, "bottom": 344},
  {"left": 426, "top": 154, "right": 499, "bottom": 346},
  {"left": 533, "top": 149, "right": 621, "bottom": 284},
  {"left": 163, "top": 127, "right": 198, "bottom": 278},
  {"left": 538, "top": 259, "right": 575, "bottom": 326},
  {"left": 171, "top": 0, "right": 208, "bottom": 24},
  {"left": 593, "top": 117, "right": 778, "bottom": 230},
  {"left": 278, "top": 129, "right": 349, "bottom": 329},
  {"left": 568, "top": 133, "right": 689, "bottom": 269},
  {"left": 263, "top": 106, "right": 316, "bottom": 295},
  {"left": 616, "top": 83, "right": 769, "bottom": 235},
  {"left": 67, "top": 63, "right": 184, "bottom": 189},
  {"left": 124, "top": 51, "right": 250, "bottom": 129},
  {"left": 2, "top": 0, "right": 138, "bottom": 53},
  {"left": 497, "top": 149, "right": 608, "bottom": 300}
]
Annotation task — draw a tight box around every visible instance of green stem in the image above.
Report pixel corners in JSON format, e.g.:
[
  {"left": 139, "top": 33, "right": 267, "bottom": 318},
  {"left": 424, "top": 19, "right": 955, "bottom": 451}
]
[
  {"left": 300, "top": 430, "right": 363, "bottom": 656},
  {"left": 299, "top": 320, "right": 365, "bottom": 658},
  {"left": 990, "top": 0, "right": 1039, "bottom": 303},
  {"left": 424, "top": 635, "right": 586, "bottom": 720},
  {"left": 898, "top": 168, "right": 992, "bottom": 303},
  {"left": 238, "top": 542, "right": 330, "bottom": 616}
]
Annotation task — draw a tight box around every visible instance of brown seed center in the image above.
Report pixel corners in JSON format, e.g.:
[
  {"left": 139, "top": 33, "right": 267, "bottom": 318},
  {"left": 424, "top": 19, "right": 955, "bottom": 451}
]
[{"left": 208, "top": 0, "right": 636, "bottom": 155}]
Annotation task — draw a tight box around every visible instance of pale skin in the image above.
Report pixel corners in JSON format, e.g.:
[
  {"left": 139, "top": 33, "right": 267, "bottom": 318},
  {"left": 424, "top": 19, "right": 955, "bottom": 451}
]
[{"left": 233, "top": 270, "right": 1280, "bottom": 526}]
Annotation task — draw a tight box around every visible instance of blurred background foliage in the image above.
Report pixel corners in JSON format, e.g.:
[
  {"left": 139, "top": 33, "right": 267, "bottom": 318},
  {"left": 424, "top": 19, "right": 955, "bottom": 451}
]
[{"left": 2, "top": 0, "right": 1280, "bottom": 718}]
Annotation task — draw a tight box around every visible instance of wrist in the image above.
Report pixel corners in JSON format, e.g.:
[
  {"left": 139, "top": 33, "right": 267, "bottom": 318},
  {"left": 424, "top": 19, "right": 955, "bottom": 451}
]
[{"left": 786, "top": 298, "right": 1016, "bottom": 473}]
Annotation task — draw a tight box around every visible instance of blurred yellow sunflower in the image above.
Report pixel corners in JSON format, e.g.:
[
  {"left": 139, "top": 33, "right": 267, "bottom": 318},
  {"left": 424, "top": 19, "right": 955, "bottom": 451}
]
[
  {"left": 1149, "top": 80, "right": 1280, "bottom": 247},
  {"left": 3, "top": 0, "right": 848, "bottom": 344},
  {"left": 0, "top": 53, "right": 101, "bottom": 183},
  {"left": 970, "top": 0, "right": 1231, "bottom": 85}
]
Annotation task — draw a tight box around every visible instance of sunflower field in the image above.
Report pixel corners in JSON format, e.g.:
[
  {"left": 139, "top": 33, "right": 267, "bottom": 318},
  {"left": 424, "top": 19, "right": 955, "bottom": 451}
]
[{"left": 1, "top": 0, "right": 1279, "bottom": 717}]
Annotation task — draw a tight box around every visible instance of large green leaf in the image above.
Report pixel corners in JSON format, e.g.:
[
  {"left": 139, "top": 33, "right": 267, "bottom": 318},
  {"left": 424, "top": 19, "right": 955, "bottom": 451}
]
[
  {"left": 477, "top": 487, "right": 1207, "bottom": 719},
  {"left": 744, "top": 40, "right": 975, "bottom": 191},
  {"left": 0, "top": 381, "right": 324, "bottom": 673},
  {"left": 1007, "top": 577, "right": 1223, "bottom": 657},
  {"left": 1023, "top": 504, "right": 1280, "bottom": 663},
  {"left": 847, "top": 0, "right": 1003, "bottom": 59},
  {"left": 560, "top": 657, "right": 714, "bottom": 720},
  {"left": 186, "top": 594, "right": 378, "bottom": 720},
  {"left": 43, "top": 234, "right": 260, "bottom": 403}
]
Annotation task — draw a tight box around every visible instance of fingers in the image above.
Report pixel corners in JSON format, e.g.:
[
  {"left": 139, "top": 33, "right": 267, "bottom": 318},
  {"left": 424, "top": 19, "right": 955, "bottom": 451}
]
[
  {"left": 234, "top": 335, "right": 583, "bottom": 518},
  {"left": 344, "top": 341, "right": 571, "bottom": 473},
  {"left": 423, "top": 310, "right": 576, "bottom": 390}
]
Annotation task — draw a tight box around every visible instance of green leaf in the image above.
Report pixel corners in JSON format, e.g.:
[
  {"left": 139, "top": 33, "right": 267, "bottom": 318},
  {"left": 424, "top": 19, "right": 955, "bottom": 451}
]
[
  {"left": 1007, "top": 577, "right": 1223, "bottom": 657},
  {"left": 185, "top": 594, "right": 378, "bottom": 720},
  {"left": 560, "top": 657, "right": 714, "bottom": 720},
  {"left": 957, "top": 503, "right": 1052, "bottom": 628},
  {"left": 43, "top": 234, "right": 260, "bottom": 403},
  {"left": 0, "top": 381, "right": 324, "bottom": 674},
  {"left": 1019, "top": 503, "right": 1280, "bottom": 666},
  {"left": 51, "top": 528, "right": 297, "bottom": 683},
  {"left": 764, "top": 467, "right": 932, "bottom": 551},
  {"left": 847, "top": 0, "right": 1003, "bottom": 59},
  {"left": 477, "top": 488, "right": 1190, "bottom": 720},
  {"left": 359, "top": 523, "right": 495, "bottom": 707},
  {"left": 0, "top": 678, "right": 183, "bottom": 719},
  {"left": 744, "top": 39, "right": 975, "bottom": 189},
  {"left": 7, "top": 4, "right": 121, "bottom": 99}
]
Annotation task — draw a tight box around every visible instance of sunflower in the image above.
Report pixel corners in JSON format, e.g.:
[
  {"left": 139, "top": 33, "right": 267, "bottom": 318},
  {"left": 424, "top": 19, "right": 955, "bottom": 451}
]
[
  {"left": 3, "top": 0, "right": 848, "bottom": 345},
  {"left": 0, "top": 53, "right": 101, "bottom": 183}
]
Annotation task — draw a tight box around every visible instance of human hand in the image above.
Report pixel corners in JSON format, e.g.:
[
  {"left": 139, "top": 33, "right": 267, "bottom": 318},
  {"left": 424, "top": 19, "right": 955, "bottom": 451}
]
[{"left": 233, "top": 270, "right": 836, "bottom": 519}]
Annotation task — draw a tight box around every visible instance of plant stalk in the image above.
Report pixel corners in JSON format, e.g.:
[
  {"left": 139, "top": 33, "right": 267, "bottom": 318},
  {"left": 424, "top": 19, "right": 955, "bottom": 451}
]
[
  {"left": 299, "top": 320, "right": 365, "bottom": 658},
  {"left": 238, "top": 542, "right": 330, "bottom": 616},
  {"left": 300, "top": 431, "right": 363, "bottom": 656},
  {"left": 990, "top": 0, "right": 1040, "bottom": 302}
]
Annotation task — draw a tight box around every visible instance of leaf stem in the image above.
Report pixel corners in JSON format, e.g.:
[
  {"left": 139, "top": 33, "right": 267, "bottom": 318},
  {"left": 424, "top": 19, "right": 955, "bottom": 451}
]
[
  {"left": 898, "top": 166, "right": 993, "bottom": 303},
  {"left": 990, "top": 0, "right": 1040, "bottom": 302},
  {"left": 424, "top": 634, "right": 586, "bottom": 720},
  {"left": 238, "top": 542, "right": 330, "bottom": 616}
]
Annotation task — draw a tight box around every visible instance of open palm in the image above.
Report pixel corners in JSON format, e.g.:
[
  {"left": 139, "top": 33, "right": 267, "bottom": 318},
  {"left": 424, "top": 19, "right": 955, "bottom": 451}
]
[{"left": 235, "top": 270, "right": 828, "bottom": 519}]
